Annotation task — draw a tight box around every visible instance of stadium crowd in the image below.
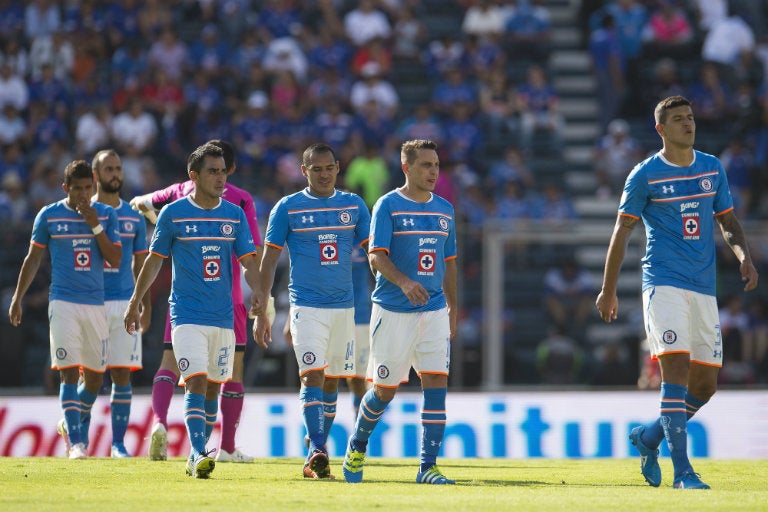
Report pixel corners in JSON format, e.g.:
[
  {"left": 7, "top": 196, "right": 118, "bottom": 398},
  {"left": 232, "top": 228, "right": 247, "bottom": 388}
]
[{"left": 2, "top": 0, "right": 768, "bottom": 390}]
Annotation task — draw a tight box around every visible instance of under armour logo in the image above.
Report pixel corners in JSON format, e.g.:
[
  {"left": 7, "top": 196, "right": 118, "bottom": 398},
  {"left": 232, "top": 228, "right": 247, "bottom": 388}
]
[
  {"left": 402, "top": 218, "right": 414, "bottom": 227},
  {"left": 302, "top": 215, "right": 314, "bottom": 223},
  {"left": 713, "top": 350, "right": 722, "bottom": 358},
  {"left": 662, "top": 185, "right": 675, "bottom": 194},
  {"left": 186, "top": 225, "right": 197, "bottom": 233},
  {"left": 344, "top": 363, "right": 354, "bottom": 370},
  {"left": 57, "top": 224, "right": 68, "bottom": 232}
]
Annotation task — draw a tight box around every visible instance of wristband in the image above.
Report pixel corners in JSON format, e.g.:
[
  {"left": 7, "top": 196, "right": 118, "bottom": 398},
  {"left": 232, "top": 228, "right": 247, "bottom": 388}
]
[{"left": 91, "top": 224, "right": 104, "bottom": 235}]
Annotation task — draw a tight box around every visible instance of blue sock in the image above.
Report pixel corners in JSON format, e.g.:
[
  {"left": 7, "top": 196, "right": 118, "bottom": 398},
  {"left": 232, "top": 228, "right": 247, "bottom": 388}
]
[
  {"left": 60, "top": 383, "right": 81, "bottom": 445},
  {"left": 204, "top": 398, "right": 218, "bottom": 442},
  {"left": 322, "top": 391, "right": 338, "bottom": 444},
  {"left": 685, "top": 392, "right": 707, "bottom": 419},
  {"left": 300, "top": 386, "right": 325, "bottom": 453},
  {"left": 110, "top": 384, "right": 132, "bottom": 445},
  {"left": 659, "top": 382, "right": 691, "bottom": 478},
  {"left": 350, "top": 389, "right": 389, "bottom": 453},
  {"left": 184, "top": 392, "right": 207, "bottom": 457},
  {"left": 420, "top": 388, "right": 447, "bottom": 473},
  {"left": 78, "top": 384, "right": 98, "bottom": 448},
  {"left": 352, "top": 393, "right": 363, "bottom": 413}
]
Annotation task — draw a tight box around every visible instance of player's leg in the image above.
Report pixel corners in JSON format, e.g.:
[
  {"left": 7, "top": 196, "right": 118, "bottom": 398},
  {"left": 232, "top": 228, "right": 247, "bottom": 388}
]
[
  {"left": 109, "top": 367, "right": 132, "bottom": 457},
  {"left": 152, "top": 313, "right": 180, "bottom": 429},
  {"left": 321, "top": 309, "right": 356, "bottom": 446},
  {"left": 348, "top": 322, "right": 371, "bottom": 415},
  {"left": 50, "top": 300, "right": 85, "bottom": 455},
  {"left": 217, "top": 304, "right": 251, "bottom": 462},
  {"left": 77, "top": 304, "right": 110, "bottom": 455},
  {"left": 346, "top": 377, "right": 368, "bottom": 415}
]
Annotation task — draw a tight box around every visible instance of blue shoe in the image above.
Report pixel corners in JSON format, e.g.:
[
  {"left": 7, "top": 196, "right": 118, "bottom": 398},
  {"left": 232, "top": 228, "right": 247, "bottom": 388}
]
[
  {"left": 342, "top": 442, "right": 366, "bottom": 483},
  {"left": 673, "top": 470, "right": 710, "bottom": 489},
  {"left": 629, "top": 425, "right": 661, "bottom": 487},
  {"left": 416, "top": 465, "right": 455, "bottom": 485},
  {"left": 111, "top": 443, "right": 131, "bottom": 458}
]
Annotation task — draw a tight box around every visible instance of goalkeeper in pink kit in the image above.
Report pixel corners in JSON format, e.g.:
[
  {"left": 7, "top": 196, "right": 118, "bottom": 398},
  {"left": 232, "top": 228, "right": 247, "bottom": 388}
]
[{"left": 130, "top": 140, "right": 270, "bottom": 462}]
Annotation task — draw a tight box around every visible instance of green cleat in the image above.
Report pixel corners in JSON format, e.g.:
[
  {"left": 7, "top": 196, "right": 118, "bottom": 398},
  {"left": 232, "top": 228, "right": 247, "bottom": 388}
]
[
  {"left": 416, "top": 465, "right": 455, "bottom": 485},
  {"left": 185, "top": 451, "right": 215, "bottom": 479},
  {"left": 342, "top": 443, "right": 366, "bottom": 483}
]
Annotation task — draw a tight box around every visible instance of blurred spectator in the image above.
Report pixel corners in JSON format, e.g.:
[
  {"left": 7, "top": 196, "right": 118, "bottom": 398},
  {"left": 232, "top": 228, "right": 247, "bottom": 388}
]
[
  {"left": 27, "top": 62, "right": 69, "bottom": 113},
  {"left": 28, "top": 30, "right": 74, "bottom": 82},
  {"left": 641, "top": 57, "right": 685, "bottom": 113},
  {"left": 442, "top": 101, "right": 483, "bottom": 166},
  {"left": 141, "top": 67, "right": 185, "bottom": 121},
  {"left": 423, "top": 34, "right": 465, "bottom": 76},
  {"left": 138, "top": 0, "right": 173, "bottom": 39},
  {"left": 26, "top": 101, "right": 68, "bottom": 157},
  {"left": 0, "top": 61, "right": 28, "bottom": 111},
  {"left": 350, "top": 62, "right": 399, "bottom": 119},
  {"left": 720, "top": 138, "right": 756, "bottom": 217},
  {"left": 231, "top": 31, "right": 266, "bottom": 78},
  {"left": 148, "top": 27, "right": 189, "bottom": 80},
  {"left": 344, "top": 0, "right": 392, "bottom": 47},
  {"left": 232, "top": 90, "right": 272, "bottom": 169},
  {"left": 589, "top": 12, "right": 624, "bottom": 132},
  {"left": 270, "top": 69, "right": 303, "bottom": 112},
  {"left": 391, "top": 5, "right": 427, "bottom": 60},
  {"left": 0, "top": 141, "right": 27, "bottom": 183},
  {"left": 0, "top": 104, "right": 26, "bottom": 146},
  {"left": 686, "top": 62, "right": 731, "bottom": 129},
  {"left": 27, "top": 163, "right": 61, "bottom": 213},
  {"left": 111, "top": 97, "right": 158, "bottom": 154},
  {"left": 516, "top": 64, "right": 564, "bottom": 154},
  {"left": 396, "top": 103, "right": 445, "bottom": 146},
  {"left": 431, "top": 66, "right": 476, "bottom": 117},
  {"left": 256, "top": 0, "right": 302, "bottom": 39},
  {"left": 0, "top": 39, "right": 29, "bottom": 78},
  {"left": 0, "top": 0, "right": 25, "bottom": 42},
  {"left": 536, "top": 324, "right": 584, "bottom": 385},
  {"left": 462, "top": 0, "right": 508, "bottom": 40},
  {"left": 188, "top": 23, "right": 232, "bottom": 78},
  {"left": 642, "top": 0, "right": 694, "bottom": 58},
  {"left": 345, "top": 143, "right": 390, "bottom": 209},
  {"left": 530, "top": 182, "right": 576, "bottom": 226},
  {"left": 593, "top": 118, "right": 643, "bottom": 198},
  {"left": 718, "top": 294, "right": 756, "bottom": 384},
  {"left": 463, "top": 33, "right": 505, "bottom": 81},
  {"left": 487, "top": 145, "right": 534, "bottom": 190},
  {"left": 307, "top": 67, "right": 351, "bottom": 111},
  {"left": 690, "top": 0, "right": 727, "bottom": 34},
  {"left": 701, "top": 8, "right": 755, "bottom": 68},
  {"left": 313, "top": 99, "right": 354, "bottom": 155},
  {"left": 183, "top": 72, "right": 222, "bottom": 115},
  {"left": 0, "top": 171, "right": 29, "bottom": 226},
  {"left": 75, "top": 102, "right": 113, "bottom": 156},
  {"left": 351, "top": 37, "right": 392, "bottom": 78},
  {"left": 350, "top": 98, "right": 396, "bottom": 153},
  {"left": 263, "top": 36, "right": 308, "bottom": 83},
  {"left": 24, "top": 0, "right": 61, "bottom": 41},
  {"left": 542, "top": 256, "right": 593, "bottom": 341},
  {"left": 111, "top": 40, "right": 149, "bottom": 85},
  {"left": 494, "top": 179, "right": 530, "bottom": 223},
  {"left": 504, "top": 0, "right": 552, "bottom": 62},
  {"left": 478, "top": 68, "right": 519, "bottom": 142},
  {"left": 307, "top": 26, "right": 353, "bottom": 76}
]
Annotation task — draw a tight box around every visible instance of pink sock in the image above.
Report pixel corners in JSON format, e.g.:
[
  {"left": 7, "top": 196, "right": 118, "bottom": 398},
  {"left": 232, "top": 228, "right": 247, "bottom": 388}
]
[
  {"left": 151, "top": 369, "right": 177, "bottom": 427},
  {"left": 219, "top": 382, "right": 245, "bottom": 453}
]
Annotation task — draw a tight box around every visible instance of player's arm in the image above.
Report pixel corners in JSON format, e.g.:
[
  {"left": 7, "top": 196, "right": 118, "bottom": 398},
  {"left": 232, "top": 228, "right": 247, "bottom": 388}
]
[
  {"left": 254, "top": 245, "right": 281, "bottom": 347},
  {"left": 444, "top": 257, "right": 458, "bottom": 339},
  {"left": 78, "top": 201, "right": 122, "bottom": 266},
  {"left": 132, "top": 251, "right": 152, "bottom": 332},
  {"left": 595, "top": 214, "right": 638, "bottom": 323},
  {"left": 129, "top": 193, "right": 159, "bottom": 224},
  {"left": 8, "top": 243, "right": 45, "bottom": 327},
  {"left": 369, "top": 249, "right": 429, "bottom": 306},
  {"left": 716, "top": 210, "right": 758, "bottom": 291},
  {"left": 124, "top": 253, "right": 164, "bottom": 334}
]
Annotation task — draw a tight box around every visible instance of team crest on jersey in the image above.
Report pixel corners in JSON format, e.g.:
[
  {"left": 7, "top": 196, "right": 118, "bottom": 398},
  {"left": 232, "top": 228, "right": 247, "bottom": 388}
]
[
  {"left": 123, "top": 221, "right": 134, "bottom": 232},
  {"left": 302, "top": 352, "right": 317, "bottom": 365},
  {"left": 220, "top": 223, "right": 234, "bottom": 236},
  {"left": 418, "top": 249, "right": 436, "bottom": 275},
  {"left": 377, "top": 365, "right": 390, "bottom": 379},
  {"left": 203, "top": 256, "right": 221, "bottom": 281},
  {"left": 320, "top": 242, "right": 339, "bottom": 265},
  {"left": 662, "top": 330, "right": 677, "bottom": 344},
  {"left": 699, "top": 177, "right": 713, "bottom": 192},
  {"left": 439, "top": 217, "right": 449, "bottom": 231},
  {"left": 74, "top": 248, "right": 91, "bottom": 271},
  {"left": 682, "top": 212, "right": 700, "bottom": 240},
  {"left": 178, "top": 358, "right": 190, "bottom": 371},
  {"left": 55, "top": 347, "right": 67, "bottom": 360},
  {"left": 339, "top": 210, "right": 352, "bottom": 224}
]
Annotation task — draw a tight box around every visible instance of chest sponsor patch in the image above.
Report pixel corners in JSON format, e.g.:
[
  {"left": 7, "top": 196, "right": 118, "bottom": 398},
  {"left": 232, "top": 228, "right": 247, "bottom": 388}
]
[
  {"left": 320, "top": 242, "right": 339, "bottom": 265},
  {"left": 74, "top": 248, "right": 91, "bottom": 271},
  {"left": 682, "top": 212, "right": 700, "bottom": 240},
  {"left": 203, "top": 256, "right": 221, "bottom": 281},
  {"left": 418, "top": 249, "right": 436, "bottom": 275}
]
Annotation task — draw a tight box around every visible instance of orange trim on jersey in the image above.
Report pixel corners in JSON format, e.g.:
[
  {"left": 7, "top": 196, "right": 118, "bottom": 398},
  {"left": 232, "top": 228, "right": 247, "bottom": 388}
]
[
  {"left": 651, "top": 192, "right": 716, "bottom": 202},
  {"left": 619, "top": 212, "right": 640, "bottom": 220},
  {"left": 150, "top": 251, "right": 169, "bottom": 259},
  {"left": 266, "top": 241, "right": 283, "bottom": 250},
  {"left": 237, "top": 251, "right": 259, "bottom": 262},
  {"left": 647, "top": 171, "right": 718, "bottom": 184},
  {"left": 288, "top": 206, "right": 360, "bottom": 214},
  {"left": 393, "top": 231, "right": 448, "bottom": 236},
  {"left": 359, "top": 238, "right": 369, "bottom": 247},
  {"left": 31, "top": 241, "right": 46, "bottom": 248},
  {"left": 714, "top": 206, "right": 734, "bottom": 217},
  {"left": 133, "top": 249, "right": 149, "bottom": 255},
  {"left": 445, "top": 255, "right": 457, "bottom": 261},
  {"left": 171, "top": 217, "right": 241, "bottom": 223},
  {"left": 369, "top": 247, "right": 389, "bottom": 255},
  {"left": 391, "top": 211, "right": 453, "bottom": 219},
  {"left": 293, "top": 225, "right": 356, "bottom": 233}
]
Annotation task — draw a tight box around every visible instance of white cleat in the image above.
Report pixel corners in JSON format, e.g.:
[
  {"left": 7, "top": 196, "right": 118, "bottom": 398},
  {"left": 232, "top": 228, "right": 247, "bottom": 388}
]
[
  {"left": 149, "top": 423, "right": 168, "bottom": 461},
  {"left": 215, "top": 448, "right": 254, "bottom": 463},
  {"left": 69, "top": 443, "right": 88, "bottom": 460}
]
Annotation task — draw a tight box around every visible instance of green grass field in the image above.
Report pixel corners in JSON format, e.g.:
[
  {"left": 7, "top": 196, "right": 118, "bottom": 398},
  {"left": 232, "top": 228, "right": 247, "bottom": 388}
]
[{"left": 3, "top": 458, "right": 767, "bottom": 511}]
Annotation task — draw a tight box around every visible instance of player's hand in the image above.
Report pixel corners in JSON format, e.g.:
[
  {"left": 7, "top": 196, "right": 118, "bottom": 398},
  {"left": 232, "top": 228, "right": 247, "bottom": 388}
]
[
  {"left": 252, "top": 314, "right": 272, "bottom": 349},
  {"left": 8, "top": 297, "right": 22, "bottom": 327},
  {"left": 75, "top": 198, "right": 99, "bottom": 227},
  {"left": 129, "top": 195, "right": 158, "bottom": 224},
  {"left": 741, "top": 260, "right": 759, "bottom": 292},
  {"left": 595, "top": 291, "right": 618, "bottom": 323},
  {"left": 123, "top": 302, "right": 141, "bottom": 335},
  {"left": 400, "top": 280, "right": 429, "bottom": 306}
]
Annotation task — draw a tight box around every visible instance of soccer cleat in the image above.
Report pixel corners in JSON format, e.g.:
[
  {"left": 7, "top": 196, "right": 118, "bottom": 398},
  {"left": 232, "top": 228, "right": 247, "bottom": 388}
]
[
  {"left": 216, "top": 448, "right": 254, "bottom": 463},
  {"left": 57, "top": 418, "right": 71, "bottom": 454},
  {"left": 111, "top": 443, "right": 131, "bottom": 458},
  {"left": 342, "top": 444, "right": 366, "bottom": 483},
  {"left": 69, "top": 442, "right": 88, "bottom": 460},
  {"left": 629, "top": 425, "right": 661, "bottom": 487},
  {"left": 416, "top": 465, "right": 455, "bottom": 485},
  {"left": 673, "top": 470, "right": 710, "bottom": 489},
  {"left": 185, "top": 450, "right": 216, "bottom": 479},
  {"left": 148, "top": 423, "right": 167, "bottom": 461},
  {"left": 303, "top": 449, "right": 334, "bottom": 479}
]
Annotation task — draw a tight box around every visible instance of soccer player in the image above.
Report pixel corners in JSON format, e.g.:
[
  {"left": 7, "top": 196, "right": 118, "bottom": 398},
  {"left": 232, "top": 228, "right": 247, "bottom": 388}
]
[
  {"left": 348, "top": 245, "right": 373, "bottom": 412},
  {"left": 8, "top": 160, "right": 122, "bottom": 460},
  {"left": 123, "top": 142, "right": 265, "bottom": 479},
  {"left": 342, "top": 139, "right": 457, "bottom": 485},
  {"left": 130, "top": 140, "right": 264, "bottom": 463},
  {"left": 92, "top": 149, "right": 151, "bottom": 458},
  {"left": 595, "top": 95, "right": 759, "bottom": 489},
  {"left": 254, "top": 142, "right": 370, "bottom": 480}
]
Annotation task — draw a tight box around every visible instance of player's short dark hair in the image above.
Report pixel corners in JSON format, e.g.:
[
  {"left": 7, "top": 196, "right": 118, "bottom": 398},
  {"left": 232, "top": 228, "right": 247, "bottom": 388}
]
[
  {"left": 187, "top": 143, "right": 224, "bottom": 174},
  {"left": 654, "top": 95, "right": 691, "bottom": 125},
  {"left": 302, "top": 143, "right": 337, "bottom": 167},
  {"left": 401, "top": 139, "right": 438, "bottom": 165},
  {"left": 206, "top": 139, "right": 235, "bottom": 171},
  {"left": 64, "top": 160, "right": 93, "bottom": 186},
  {"left": 91, "top": 148, "right": 119, "bottom": 173}
]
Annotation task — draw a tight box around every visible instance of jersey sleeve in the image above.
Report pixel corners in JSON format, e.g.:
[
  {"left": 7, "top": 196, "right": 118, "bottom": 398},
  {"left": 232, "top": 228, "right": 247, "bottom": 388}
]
[
  {"left": 264, "top": 198, "right": 289, "bottom": 249},
  {"left": 369, "top": 196, "right": 392, "bottom": 253},
  {"left": 444, "top": 205, "right": 457, "bottom": 260},
  {"left": 242, "top": 193, "right": 263, "bottom": 247},
  {"left": 618, "top": 164, "right": 647, "bottom": 218},
  {"left": 30, "top": 207, "right": 49, "bottom": 247},
  {"left": 150, "top": 182, "right": 185, "bottom": 209},
  {"left": 148, "top": 206, "right": 173, "bottom": 257},
  {"left": 354, "top": 194, "right": 371, "bottom": 246},
  {"left": 133, "top": 214, "right": 148, "bottom": 254},
  {"left": 234, "top": 207, "right": 258, "bottom": 260},
  {"left": 105, "top": 206, "right": 121, "bottom": 245}
]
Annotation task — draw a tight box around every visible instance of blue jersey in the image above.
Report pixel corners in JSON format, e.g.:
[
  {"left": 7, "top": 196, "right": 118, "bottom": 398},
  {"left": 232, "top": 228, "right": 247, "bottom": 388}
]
[
  {"left": 264, "top": 188, "right": 370, "bottom": 308},
  {"left": 149, "top": 197, "right": 258, "bottom": 329},
  {"left": 31, "top": 200, "right": 121, "bottom": 305},
  {"left": 619, "top": 150, "right": 733, "bottom": 296},
  {"left": 369, "top": 190, "right": 457, "bottom": 312},
  {"left": 104, "top": 199, "right": 148, "bottom": 301},
  {"left": 352, "top": 245, "right": 372, "bottom": 324}
]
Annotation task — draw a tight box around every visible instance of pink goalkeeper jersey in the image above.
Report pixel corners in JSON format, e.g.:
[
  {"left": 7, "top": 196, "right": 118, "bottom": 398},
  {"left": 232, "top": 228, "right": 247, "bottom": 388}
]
[{"left": 150, "top": 180, "right": 262, "bottom": 304}]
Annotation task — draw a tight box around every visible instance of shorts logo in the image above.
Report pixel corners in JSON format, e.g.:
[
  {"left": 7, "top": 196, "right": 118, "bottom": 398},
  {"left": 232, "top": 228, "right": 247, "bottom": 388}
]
[
  {"left": 418, "top": 249, "right": 436, "bottom": 275},
  {"left": 74, "top": 249, "right": 91, "bottom": 271},
  {"left": 681, "top": 212, "right": 700, "bottom": 240},
  {"left": 302, "top": 352, "right": 317, "bottom": 365},
  {"left": 220, "top": 223, "right": 234, "bottom": 236},
  {"left": 55, "top": 348, "right": 67, "bottom": 360},
  {"left": 699, "top": 177, "right": 713, "bottom": 192},
  {"left": 178, "top": 358, "right": 190, "bottom": 372},
  {"left": 662, "top": 330, "right": 677, "bottom": 344},
  {"left": 439, "top": 217, "right": 449, "bottom": 231},
  {"left": 339, "top": 211, "right": 351, "bottom": 224},
  {"left": 320, "top": 242, "right": 338, "bottom": 265},
  {"left": 377, "top": 365, "right": 390, "bottom": 379},
  {"left": 203, "top": 256, "right": 221, "bottom": 281}
]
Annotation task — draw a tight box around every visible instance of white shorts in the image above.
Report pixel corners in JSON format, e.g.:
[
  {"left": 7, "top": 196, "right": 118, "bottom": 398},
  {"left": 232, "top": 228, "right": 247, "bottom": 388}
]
[
  {"left": 49, "top": 300, "right": 108, "bottom": 372},
  {"left": 106, "top": 300, "right": 142, "bottom": 370},
  {"left": 642, "top": 286, "right": 722, "bottom": 367},
  {"left": 355, "top": 323, "right": 370, "bottom": 376},
  {"left": 171, "top": 324, "right": 235, "bottom": 384},
  {"left": 368, "top": 304, "right": 451, "bottom": 388},
  {"left": 289, "top": 305, "right": 356, "bottom": 378}
]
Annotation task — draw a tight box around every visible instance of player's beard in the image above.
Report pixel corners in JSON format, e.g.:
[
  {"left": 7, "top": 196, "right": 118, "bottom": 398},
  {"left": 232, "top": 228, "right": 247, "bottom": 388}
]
[{"left": 101, "top": 178, "right": 123, "bottom": 194}]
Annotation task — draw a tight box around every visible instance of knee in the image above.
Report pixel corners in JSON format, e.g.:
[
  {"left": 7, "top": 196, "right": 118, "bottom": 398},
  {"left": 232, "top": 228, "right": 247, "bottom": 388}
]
[
  {"left": 301, "top": 370, "right": 324, "bottom": 389},
  {"left": 374, "top": 386, "right": 396, "bottom": 403},
  {"left": 689, "top": 383, "right": 716, "bottom": 403}
]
